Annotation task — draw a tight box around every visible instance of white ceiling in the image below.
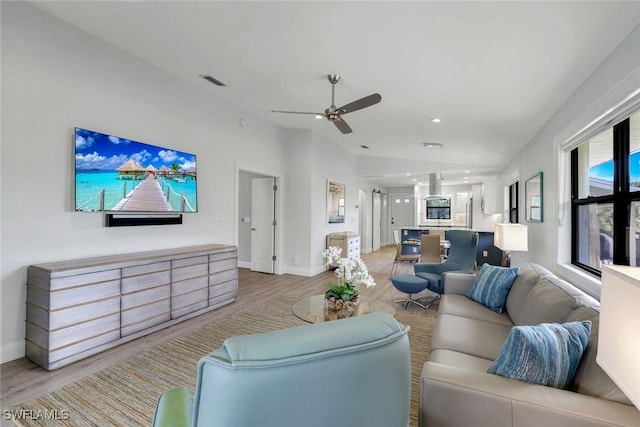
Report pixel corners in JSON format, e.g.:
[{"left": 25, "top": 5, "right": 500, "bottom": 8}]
[{"left": 29, "top": 1, "right": 640, "bottom": 187}]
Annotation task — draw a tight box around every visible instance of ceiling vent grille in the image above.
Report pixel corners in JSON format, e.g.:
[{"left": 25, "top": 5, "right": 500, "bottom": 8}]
[{"left": 200, "top": 75, "right": 227, "bottom": 87}]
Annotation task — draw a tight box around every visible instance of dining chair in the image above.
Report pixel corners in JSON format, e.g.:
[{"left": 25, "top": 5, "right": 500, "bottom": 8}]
[
  {"left": 420, "top": 233, "right": 441, "bottom": 263},
  {"left": 391, "top": 230, "right": 420, "bottom": 277}
]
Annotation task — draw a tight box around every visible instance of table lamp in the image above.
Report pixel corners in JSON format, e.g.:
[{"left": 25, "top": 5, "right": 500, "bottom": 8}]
[
  {"left": 493, "top": 223, "right": 528, "bottom": 267},
  {"left": 598, "top": 265, "right": 640, "bottom": 410}
]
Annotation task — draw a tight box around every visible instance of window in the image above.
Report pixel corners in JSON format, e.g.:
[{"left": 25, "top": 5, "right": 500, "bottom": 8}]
[
  {"left": 508, "top": 182, "right": 519, "bottom": 223},
  {"left": 426, "top": 198, "right": 451, "bottom": 219},
  {"left": 571, "top": 111, "right": 640, "bottom": 275}
]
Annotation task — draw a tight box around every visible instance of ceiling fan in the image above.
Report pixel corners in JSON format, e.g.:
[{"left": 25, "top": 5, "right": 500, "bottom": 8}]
[{"left": 271, "top": 74, "right": 382, "bottom": 134}]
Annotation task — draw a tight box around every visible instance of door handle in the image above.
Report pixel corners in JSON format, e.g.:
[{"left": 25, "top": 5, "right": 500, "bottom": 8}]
[{"left": 250, "top": 228, "right": 256, "bottom": 231}]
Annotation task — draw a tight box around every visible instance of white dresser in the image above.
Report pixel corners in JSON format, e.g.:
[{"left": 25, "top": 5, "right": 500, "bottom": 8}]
[
  {"left": 26, "top": 244, "right": 237, "bottom": 370},
  {"left": 326, "top": 232, "right": 360, "bottom": 258}
]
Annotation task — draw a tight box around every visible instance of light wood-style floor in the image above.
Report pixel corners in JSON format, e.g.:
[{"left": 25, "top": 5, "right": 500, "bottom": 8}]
[{"left": 0, "top": 245, "right": 437, "bottom": 413}]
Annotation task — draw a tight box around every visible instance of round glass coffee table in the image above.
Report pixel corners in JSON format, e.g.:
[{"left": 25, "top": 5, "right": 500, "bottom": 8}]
[{"left": 292, "top": 294, "right": 396, "bottom": 323}]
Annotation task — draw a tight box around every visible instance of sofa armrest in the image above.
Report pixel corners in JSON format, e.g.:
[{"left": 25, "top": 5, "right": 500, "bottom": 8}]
[
  {"left": 153, "top": 387, "right": 193, "bottom": 427},
  {"left": 420, "top": 362, "right": 640, "bottom": 427},
  {"left": 442, "top": 272, "right": 476, "bottom": 295}
]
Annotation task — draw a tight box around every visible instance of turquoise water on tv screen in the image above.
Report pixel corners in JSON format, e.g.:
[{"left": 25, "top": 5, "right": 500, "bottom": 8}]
[{"left": 75, "top": 171, "right": 197, "bottom": 212}]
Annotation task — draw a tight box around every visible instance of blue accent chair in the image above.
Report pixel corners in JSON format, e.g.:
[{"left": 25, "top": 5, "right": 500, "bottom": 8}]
[
  {"left": 413, "top": 230, "right": 479, "bottom": 307},
  {"left": 152, "top": 312, "right": 411, "bottom": 427}
]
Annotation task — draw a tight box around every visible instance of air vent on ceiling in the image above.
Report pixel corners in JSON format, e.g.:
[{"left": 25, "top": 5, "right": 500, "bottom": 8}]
[{"left": 200, "top": 75, "right": 227, "bottom": 87}]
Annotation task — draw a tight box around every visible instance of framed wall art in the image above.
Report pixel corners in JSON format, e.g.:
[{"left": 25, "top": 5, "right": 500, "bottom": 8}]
[{"left": 327, "top": 180, "right": 346, "bottom": 224}]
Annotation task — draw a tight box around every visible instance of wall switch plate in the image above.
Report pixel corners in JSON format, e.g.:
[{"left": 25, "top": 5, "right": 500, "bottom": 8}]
[{"left": 483, "top": 251, "right": 488, "bottom": 257}]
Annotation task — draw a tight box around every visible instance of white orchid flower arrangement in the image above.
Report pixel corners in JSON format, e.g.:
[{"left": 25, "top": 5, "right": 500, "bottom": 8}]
[{"left": 321, "top": 246, "right": 376, "bottom": 302}]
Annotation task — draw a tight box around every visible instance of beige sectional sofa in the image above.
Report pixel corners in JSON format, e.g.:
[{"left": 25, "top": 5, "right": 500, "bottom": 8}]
[{"left": 420, "top": 263, "right": 640, "bottom": 427}]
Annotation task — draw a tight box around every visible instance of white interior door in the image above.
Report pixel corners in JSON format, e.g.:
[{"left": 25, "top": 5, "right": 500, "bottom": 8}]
[
  {"left": 372, "top": 192, "right": 381, "bottom": 251},
  {"left": 390, "top": 194, "right": 415, "bottom": 241},
  {"left": 251, "top": 177, "right": 275, "bottom": 273},
  {"left": 380, "top": 194, "right": 389, "bottom": 246}
]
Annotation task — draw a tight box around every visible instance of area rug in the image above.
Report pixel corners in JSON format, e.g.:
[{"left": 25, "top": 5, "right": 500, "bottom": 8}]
[{"left": 10, "top": 296, "right": 435, "bottom": 427}]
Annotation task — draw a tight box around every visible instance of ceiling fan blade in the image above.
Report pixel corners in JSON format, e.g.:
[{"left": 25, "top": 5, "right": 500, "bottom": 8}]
[
  {"left": 337, "top": 93, "right": 382, "bottom": 114},
  {"left": 271, "top": 110, "right": 325, "bottom": 116},
  {"left": 333, "top": 118, "right": 353, "bottom": 134}
]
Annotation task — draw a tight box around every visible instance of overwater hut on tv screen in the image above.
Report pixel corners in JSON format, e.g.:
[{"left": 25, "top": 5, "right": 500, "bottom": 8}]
[{"left": 74, "top": 127, "right": 198, "bottom": 213}]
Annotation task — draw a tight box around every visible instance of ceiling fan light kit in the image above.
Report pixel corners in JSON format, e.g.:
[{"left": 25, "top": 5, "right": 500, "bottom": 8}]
[{"left": 271, "top": 74, "right": 382, "bottom": 134}]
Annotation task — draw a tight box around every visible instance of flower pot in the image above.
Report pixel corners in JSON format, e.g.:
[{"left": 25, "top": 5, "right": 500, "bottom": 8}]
[{"left": 325, "top": 294, "right": 360, "bottom": 318}]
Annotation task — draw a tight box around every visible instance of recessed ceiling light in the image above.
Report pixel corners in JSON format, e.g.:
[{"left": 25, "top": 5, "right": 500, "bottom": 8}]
[
  {"left": 465, "top": 170, "right": 470, "bottom": 174},
  {"left": 315, "top": 114, "right": 323, "bottom": 119},
  {"left": 431, "top": 118, "right": 441, "bottom": 123},
  {"left": 412, "top": 178, "right": 417, "bottom": 182},
  {"left": 405, "top": 173, "right": 411, "bottom": 176},
  {"left": 423, "top": 142, "right": 443, "bottom": 148}
]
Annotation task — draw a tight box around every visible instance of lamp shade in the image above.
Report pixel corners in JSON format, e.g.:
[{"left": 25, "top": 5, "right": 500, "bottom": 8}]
[
  {"left": 598, "top": 265, "right": 640, "bottom": 409},
  {"left": 494, "top": 223, "right": 528, "bottom": 252}
]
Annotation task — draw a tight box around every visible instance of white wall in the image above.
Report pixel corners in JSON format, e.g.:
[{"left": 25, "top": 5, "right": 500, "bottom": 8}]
[
  {"left": 0, "top": 3, "right": 377, "bottom": 362},
  {"left": 502, "top": 24, "right": 640, "bottom": 296},
  {"left": 282, "top": 129, "right": 313, "bottom": 275},
  {"left": 310, "top": 133, "right": 360, "bottom": 274},
  {"left": 279, "top": 130, "right": 363, "bottom": 276}
]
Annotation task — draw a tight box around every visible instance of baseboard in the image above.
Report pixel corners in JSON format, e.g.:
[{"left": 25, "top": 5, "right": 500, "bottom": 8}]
[
  {"left": 237, "top": 260, "right": 251, "bottom": 269},
  {"left": 283, "top": 265, "right": 326, "bottom": 277},
  {"left": 1, "top": 340, "right": 25, "bottom": 363}
]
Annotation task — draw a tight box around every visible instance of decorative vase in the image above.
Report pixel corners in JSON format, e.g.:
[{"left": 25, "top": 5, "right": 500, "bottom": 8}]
[{"left": 325, "top": 294, "right": 360, "bottom": 318}]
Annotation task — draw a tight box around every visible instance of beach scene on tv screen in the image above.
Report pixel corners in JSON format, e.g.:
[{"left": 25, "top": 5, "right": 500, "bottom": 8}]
[{"left": 75, "top": 128, "right": 197, "bottom": 212}]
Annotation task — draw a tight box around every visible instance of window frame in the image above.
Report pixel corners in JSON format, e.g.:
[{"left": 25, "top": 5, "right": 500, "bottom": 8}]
[
  {"left": 425, "top": 197, "right": 451, "bottom": 220},
  {"left": 570, "top": 117, "right": 639, "bottom": 276},
  {"left": 508, "top": 182, "right": 519, "bottom": 223}
]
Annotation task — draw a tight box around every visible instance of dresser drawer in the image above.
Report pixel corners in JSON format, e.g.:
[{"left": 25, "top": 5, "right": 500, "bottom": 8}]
[
  {"left": 123, "top": 261, "right": 171, "bottom": 277},
  {"left": 209, "top": 257, "right": 237, "bottom": 273},
  {"left": 27, "top": 278, "right": 120, "bottom": 311},
  {"left": 28, "top": 296, "right": 120, "bottom": 331},
  {"left": 209, "top": 269, "right": 238, "bottom": 286},
  {"left": 121, "top": 299, "right": 171, "bottom": 336},
  {"left": 171, "top": 288, "right": 208, "bottom": 318},
  {"left": 209, "top": 280, "right": 237, "bottom": 299},
  {"left": 209, "top": 250, "right": 237, "bottom": 262},
  {"left": 27, "top": 312, "right": 120, "bottom": 352},
  {"left": 48, "top": 269, "right": 121, "bottom": 291},
  {"left": 172, "top": 276, "right": 207, "bottom": 297},
  {"left": 121, "top": 284, "right": 170, "bottom": 310},
  {"left": 172, "top": 262, "right": 208, "bottom": 282}
]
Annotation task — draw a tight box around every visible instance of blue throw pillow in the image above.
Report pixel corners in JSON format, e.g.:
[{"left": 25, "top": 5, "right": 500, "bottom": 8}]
[
  {"left": 465, "top": 263, "right": 518, "bottom": 313},
  {"left": 487, "top": 321, "right": 592, "bottom": 389}
]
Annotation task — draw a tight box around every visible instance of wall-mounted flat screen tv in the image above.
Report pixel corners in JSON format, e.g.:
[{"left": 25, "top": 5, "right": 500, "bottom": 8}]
[{"left": 75, "top": 127, "right": 197, "bottom": 213}]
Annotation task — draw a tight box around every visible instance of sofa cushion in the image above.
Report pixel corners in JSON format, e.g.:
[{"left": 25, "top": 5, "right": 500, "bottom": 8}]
[
  {"left": 429, "top": 349, "right": 493, "bottom": 373},
  {"left": 430, "top": 313, "right": 513, "bottom": 361},
  {"left": 505, "top": 263, "right": 551, "bottom": 317},
  {"left": 512, "top": 274, "right": 598, "bottom": 326},
  {"left": 487, "top": 321, "right": 592, "bottom": 389},
  {"left": 466, "top": 263, "right": 518, "bottom": 313},
  {"left": 564, "top": 306, "right": 632, "bottom": 405},
  {"left": 439, "top": 294, "right": 513, "bottom": 326}
]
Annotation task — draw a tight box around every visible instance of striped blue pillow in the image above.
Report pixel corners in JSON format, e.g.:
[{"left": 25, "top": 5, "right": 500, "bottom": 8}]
[
  {"left": 487, "top": 321, "right": 592, "bottom": 389},
  {"left": 465, "top": 263, "right": 518, "bottom": 313}
]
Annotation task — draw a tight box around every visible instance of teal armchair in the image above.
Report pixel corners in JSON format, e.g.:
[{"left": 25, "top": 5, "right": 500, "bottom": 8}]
[{"left": 152, "top": 312, "right": 411, "bottom": 427}]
